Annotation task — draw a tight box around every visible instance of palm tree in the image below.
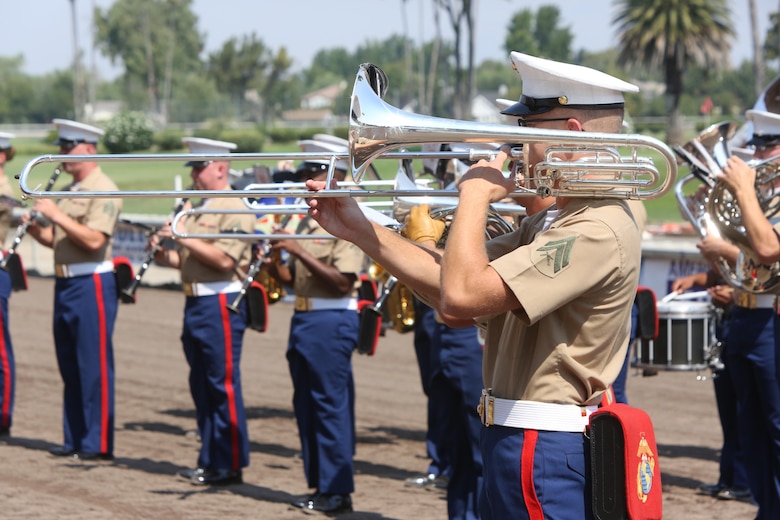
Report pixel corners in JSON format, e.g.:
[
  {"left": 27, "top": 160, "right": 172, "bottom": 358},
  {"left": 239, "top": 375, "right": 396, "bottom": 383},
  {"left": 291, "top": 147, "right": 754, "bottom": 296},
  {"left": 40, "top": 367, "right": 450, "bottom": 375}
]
[
  {"left": 748, "top": 0, "right": 766, "bottom": 98},
  {"left": 613, "top": 0, "right": 734, "bottom": 145}
]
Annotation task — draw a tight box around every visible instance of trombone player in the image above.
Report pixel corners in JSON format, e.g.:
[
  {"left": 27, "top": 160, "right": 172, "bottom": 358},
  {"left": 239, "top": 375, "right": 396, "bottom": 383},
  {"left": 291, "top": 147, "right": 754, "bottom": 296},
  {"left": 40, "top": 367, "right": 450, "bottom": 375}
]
[
  {"left": 712, "top": 108, "right": 780, "bottom": 519},
  {"left": 305, "top": 53, "right": 646, "bottom": 519},
  {"left": 151, "top": 137, "right": 255, "bottom": 486}
]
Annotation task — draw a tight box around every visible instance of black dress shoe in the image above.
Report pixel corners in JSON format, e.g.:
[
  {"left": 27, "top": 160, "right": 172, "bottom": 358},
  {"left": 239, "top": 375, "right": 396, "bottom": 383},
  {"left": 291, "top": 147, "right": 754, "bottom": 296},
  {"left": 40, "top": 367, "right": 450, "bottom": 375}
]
[
  {"left": 191, "top": 468, "right": 242, "bottom": 486},
  {"left": 178, "top": 467, "right": 206, "bottom": 480},
  {"left": 74, "top": 452, "right": 114, "bottom": 461},
  {"left": 697, "top": 482, "right": 727, "bottom": 496},
  {"left": 404, "top": 473, "right": 436, "bottom": 488},
  {"left": 0, "top": 427, "right": 9, "bottom": 437},
  {"left": 717, "top": 486, "right": 753, "bottom": 501},
  {"left": 49, "top": 446, "right": 77, "bottom": 457},
  {"left": 292, "top": 493, "right": 352, "bottom": 514}
]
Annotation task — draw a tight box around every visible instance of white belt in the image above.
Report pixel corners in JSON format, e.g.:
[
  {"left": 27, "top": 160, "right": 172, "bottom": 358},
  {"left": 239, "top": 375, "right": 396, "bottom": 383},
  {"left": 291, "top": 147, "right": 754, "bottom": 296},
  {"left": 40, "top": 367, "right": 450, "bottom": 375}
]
[
  {"left": 734, "top": 292, "right": 776, "bottom": 309},
  {"left": 55, "top": 261, "right": 114, "bottom": 278},
  {"left": 295, "top": 296, "right": 358, "bottom": 312},
  {"left": 477, "top": 389, "right": 596, "bottom": 432},
  {"left": 183, "top": 280, "right": 243, "bottom": 297}
]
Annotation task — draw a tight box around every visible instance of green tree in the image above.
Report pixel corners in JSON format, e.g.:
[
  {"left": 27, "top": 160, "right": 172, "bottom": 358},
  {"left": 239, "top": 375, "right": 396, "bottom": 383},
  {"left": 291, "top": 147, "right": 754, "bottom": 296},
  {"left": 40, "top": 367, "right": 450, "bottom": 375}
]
[
  {"left": 434, "top": 0, "right": 476, "bottom": 120},
  {"left": 206, "top": 33, "right": 292, "bottom": 124},
  {"left": 0, "top": 55, "right": 75, "bottom": 123},
  {"left": 504, "top": 5, "right": 573, "bottom": 62},
  {"left": 94, "top": 0, "right": 204, "bottom": 121},
  {"left": 613, "top": 0, "right": 734, "bottom": 145}
]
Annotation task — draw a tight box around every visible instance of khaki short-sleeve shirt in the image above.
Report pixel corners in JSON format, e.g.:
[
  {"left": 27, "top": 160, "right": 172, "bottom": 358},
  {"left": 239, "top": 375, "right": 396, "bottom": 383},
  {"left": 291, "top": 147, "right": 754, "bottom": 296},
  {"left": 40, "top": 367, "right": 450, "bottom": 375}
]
[
  {"left": 292, "top": 217, "right": 366, "bottom": 298},
  {"left": 0, "top": 176, "right": 16, "bottom": 245},
  {"left": 179, "top": 194, "right": 254, "bottom": 283},
  {"left": 53, "top": 167, "right": 121, "bottom": 264},
  {"left": 483, "top": 199, "right": 641, "bottom": 405}
]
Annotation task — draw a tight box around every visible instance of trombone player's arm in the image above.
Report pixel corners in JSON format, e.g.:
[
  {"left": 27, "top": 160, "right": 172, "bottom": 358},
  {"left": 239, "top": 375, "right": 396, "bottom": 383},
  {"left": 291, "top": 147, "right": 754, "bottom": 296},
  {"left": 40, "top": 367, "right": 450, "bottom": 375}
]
[
  {"left": 440, "top": 149, "right": 522, "bottom": 321},
  {"left": 305, "top": 179, "right": 457, "bottom": 321},
  {"left": 720, "top": 156, "right": 780, "bottom": 263}
]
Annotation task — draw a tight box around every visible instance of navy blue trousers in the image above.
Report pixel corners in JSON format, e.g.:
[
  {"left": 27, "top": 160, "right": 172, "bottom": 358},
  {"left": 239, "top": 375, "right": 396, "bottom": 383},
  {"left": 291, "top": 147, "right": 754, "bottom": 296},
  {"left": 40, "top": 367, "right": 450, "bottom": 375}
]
[
  {"left": 0, "top": 269, "right": 13, "bottom": 431},
  {"left": 413, "top": 301, "right": 450, "bottom": 478},
  {"left": 287, "top": 309, "right": 358, "bottom": 495},
  {"left": 480, "top": 427, "right": 590, "bottom": 519},
  {"left": 433, "top": 323, "right": 484, "bottom": 520},
  {"left": 53, "top": 272, "right": 117, "bottom": 454},
  {"left": 181, "top": 293, "right": 249, "bottom": 471},
  {"left": 728, "top": 307, "right": 780, "bottom": 519}
]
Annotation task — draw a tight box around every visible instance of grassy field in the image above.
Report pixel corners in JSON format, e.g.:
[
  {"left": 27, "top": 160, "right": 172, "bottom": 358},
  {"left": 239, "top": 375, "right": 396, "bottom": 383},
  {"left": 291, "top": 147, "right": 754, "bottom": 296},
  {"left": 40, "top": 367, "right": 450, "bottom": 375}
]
[{"left": 8, "top": 137, "right": 687, "bottom": 221}]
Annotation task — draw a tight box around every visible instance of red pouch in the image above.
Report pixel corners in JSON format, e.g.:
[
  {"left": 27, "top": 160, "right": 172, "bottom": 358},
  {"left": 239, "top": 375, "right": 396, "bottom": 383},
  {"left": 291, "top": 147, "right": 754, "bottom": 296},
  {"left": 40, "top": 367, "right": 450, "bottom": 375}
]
[
  {"left": 113, "top": 256, "right": 136, "bottom": 304},
  {"left": 589, "top": 403, "right": 663, "bottom": 520}
]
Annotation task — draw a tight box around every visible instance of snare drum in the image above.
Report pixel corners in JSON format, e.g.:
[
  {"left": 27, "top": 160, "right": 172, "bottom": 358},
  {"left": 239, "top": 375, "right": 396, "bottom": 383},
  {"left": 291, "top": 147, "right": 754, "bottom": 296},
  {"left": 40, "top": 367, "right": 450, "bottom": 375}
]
[{"left": 636, "top": 301, "right": 714, "bottom": 371}]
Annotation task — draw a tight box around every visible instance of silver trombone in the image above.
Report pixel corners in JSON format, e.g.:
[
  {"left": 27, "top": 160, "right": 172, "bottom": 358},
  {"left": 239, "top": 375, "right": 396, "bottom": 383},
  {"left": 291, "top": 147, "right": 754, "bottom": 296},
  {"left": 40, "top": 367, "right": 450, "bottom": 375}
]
[{"left": 19, "top": 63, "right": 677, "bottom": 202}]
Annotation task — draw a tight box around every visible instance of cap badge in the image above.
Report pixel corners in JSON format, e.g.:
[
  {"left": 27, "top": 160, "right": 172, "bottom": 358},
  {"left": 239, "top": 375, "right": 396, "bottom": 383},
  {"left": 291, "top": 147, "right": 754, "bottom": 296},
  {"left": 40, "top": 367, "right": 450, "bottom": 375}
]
[{"left": 558, "top": 95, "right": 569, "bottom": 105}]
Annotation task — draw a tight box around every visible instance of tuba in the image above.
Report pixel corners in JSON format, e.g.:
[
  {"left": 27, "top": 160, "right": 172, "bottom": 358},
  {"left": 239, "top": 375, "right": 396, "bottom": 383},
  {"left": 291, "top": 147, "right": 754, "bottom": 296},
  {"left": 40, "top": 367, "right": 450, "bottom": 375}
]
[{"left": 674, "top": 121, "right": 780, "bottom": 293}]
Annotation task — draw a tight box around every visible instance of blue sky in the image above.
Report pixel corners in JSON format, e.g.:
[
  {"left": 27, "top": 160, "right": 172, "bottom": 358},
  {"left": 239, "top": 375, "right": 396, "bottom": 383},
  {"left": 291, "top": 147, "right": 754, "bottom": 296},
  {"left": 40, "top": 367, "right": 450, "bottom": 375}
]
[{"left": 3, "top": 0, "right": 776, "bottom": 79}]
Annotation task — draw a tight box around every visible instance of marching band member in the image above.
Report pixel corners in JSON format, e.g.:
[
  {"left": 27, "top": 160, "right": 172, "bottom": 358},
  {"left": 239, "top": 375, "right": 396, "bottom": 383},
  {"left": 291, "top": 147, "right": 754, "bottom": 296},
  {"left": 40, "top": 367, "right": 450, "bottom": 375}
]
[
  {"left": 0, "top": 132, "right": 17, "bottom": 437},
  {"left": 305, "top": 54, "right": 645, "bottom": 519},
  {"left": 713, "top": 109, "right": 780, "bottom": 519},
  {"left": 151, "top": 137, "right": 254, "bottom": 486},
  {"left": 271, "top": 138, "right": 366, "bottom": 515},
  {"left": 25, "top": 119, "right": 121, "bottom": 460}
]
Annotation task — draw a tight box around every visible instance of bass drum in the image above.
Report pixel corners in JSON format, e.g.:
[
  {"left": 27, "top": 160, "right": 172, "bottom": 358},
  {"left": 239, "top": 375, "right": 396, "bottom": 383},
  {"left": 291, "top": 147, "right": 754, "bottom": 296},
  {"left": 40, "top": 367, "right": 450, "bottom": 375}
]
[{"left": 636, "top": 301, "right": 714, "bottom": 371}]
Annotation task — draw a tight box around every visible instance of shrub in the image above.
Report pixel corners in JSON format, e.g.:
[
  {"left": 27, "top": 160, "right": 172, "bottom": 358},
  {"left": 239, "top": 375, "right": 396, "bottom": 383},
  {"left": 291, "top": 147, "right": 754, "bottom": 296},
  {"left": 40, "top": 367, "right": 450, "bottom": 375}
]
[
  {"left": 103, "top": 111, "right": 154, "bottom": 154},
  {"left": 267, "top": 127, "right": 326, "bottom": 143},
  {"left": 154, "top": 129, "right": 186, "bottom": 151},
  {"left": 219, "top": 129, "right": 265, "bottom": 153}
]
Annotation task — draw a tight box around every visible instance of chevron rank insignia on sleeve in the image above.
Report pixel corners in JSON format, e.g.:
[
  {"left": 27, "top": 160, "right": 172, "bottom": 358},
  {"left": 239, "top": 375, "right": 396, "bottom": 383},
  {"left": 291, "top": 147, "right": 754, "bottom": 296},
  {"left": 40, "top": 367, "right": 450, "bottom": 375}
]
[{"left": 534, "top": 235, "right": 577, "bottom": 277}]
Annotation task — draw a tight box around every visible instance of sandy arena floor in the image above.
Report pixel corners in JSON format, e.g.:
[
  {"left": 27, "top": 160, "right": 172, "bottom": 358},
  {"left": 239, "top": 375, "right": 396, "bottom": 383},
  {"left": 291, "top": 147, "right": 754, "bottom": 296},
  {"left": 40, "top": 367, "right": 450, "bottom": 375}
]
[{"left": 0, "top": 276, "right": 758, "bottom": 519}]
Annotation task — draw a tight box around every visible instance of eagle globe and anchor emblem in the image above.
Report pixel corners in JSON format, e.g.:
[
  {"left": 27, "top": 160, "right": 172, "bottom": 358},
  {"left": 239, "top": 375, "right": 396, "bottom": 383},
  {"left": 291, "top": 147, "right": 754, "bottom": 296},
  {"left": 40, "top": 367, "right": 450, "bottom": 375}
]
[{"left": 636, "top": 432, "right": 656, "bottom": 502}]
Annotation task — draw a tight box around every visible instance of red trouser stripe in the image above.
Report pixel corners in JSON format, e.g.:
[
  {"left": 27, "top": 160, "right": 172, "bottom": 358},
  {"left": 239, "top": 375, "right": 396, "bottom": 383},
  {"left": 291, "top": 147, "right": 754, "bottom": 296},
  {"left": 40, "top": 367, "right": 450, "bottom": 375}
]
[
  {"left": 219, "top": 293, "right": 240, "bottom": 470},
  {"left": 0, "top": 308, "right": 9, "bottom": 429},
  {"left": 521, "top": 429, "right": 544, "bottom": 520},
  {"left": 93, "top": 273, "right": 109, "bottom": 454}
]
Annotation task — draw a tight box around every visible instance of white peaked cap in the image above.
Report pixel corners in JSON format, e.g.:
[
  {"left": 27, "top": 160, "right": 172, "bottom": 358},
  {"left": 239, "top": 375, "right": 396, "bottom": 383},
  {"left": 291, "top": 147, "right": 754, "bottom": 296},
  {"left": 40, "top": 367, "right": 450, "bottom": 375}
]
[
  {"left": 53, "top": 118, "right": 104, "bottom": 143},
  {"left": 181, "top": 137, "right": 237, "bottom": 166},
  {"left": 501, "top": 52, "right": 639, "bottom": 116},
  {"left": 181, "top": 136, "right": 237, "bottom": 155},
  {"left": 297, "top": 138, "right": 348, "bottom": 171},
  {"left": 0, "top": 132, "right": 14, "bottom": 149},
  {"left": 746, "top": 110, "right": 780, "bottom": 140}
]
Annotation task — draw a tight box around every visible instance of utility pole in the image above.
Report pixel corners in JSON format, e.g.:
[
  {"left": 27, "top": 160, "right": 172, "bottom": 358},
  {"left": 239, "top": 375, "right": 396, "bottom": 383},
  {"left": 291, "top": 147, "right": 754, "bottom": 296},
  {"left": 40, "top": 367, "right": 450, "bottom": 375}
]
[{"left": 69, "top": 0, "right": 84, "bottom": 120}]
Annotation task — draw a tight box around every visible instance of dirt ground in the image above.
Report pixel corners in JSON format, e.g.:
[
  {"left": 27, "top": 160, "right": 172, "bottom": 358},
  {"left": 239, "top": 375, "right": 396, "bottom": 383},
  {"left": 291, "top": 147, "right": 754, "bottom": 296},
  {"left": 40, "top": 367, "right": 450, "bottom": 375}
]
[{"left": 0, "top": 276, "right": 759, "bottom": 519}]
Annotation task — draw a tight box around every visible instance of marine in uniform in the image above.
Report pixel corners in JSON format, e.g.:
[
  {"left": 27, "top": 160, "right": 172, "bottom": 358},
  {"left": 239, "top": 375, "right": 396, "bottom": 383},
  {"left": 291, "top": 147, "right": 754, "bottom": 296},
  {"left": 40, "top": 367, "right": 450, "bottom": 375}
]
[
  {"left": 715, "top": 109, "right": 780, "bottom": 518},
  {"left": 0, "top": 132, "right": 17, "bottom": 437},
  {"left": 671, "top": 267, "right": 751, "bottom": 501},
  {"left": 152, "top": 137, "right": 254, "bottom": 486},
  {"left": 305, "top": 53, "right": 643, "bottom": 519},
  {"left": 270, "top": 138, "right": 366, "bottom": 515},
  {"left": 25, "top": 119, "right": 121, "bottom": 460}
]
